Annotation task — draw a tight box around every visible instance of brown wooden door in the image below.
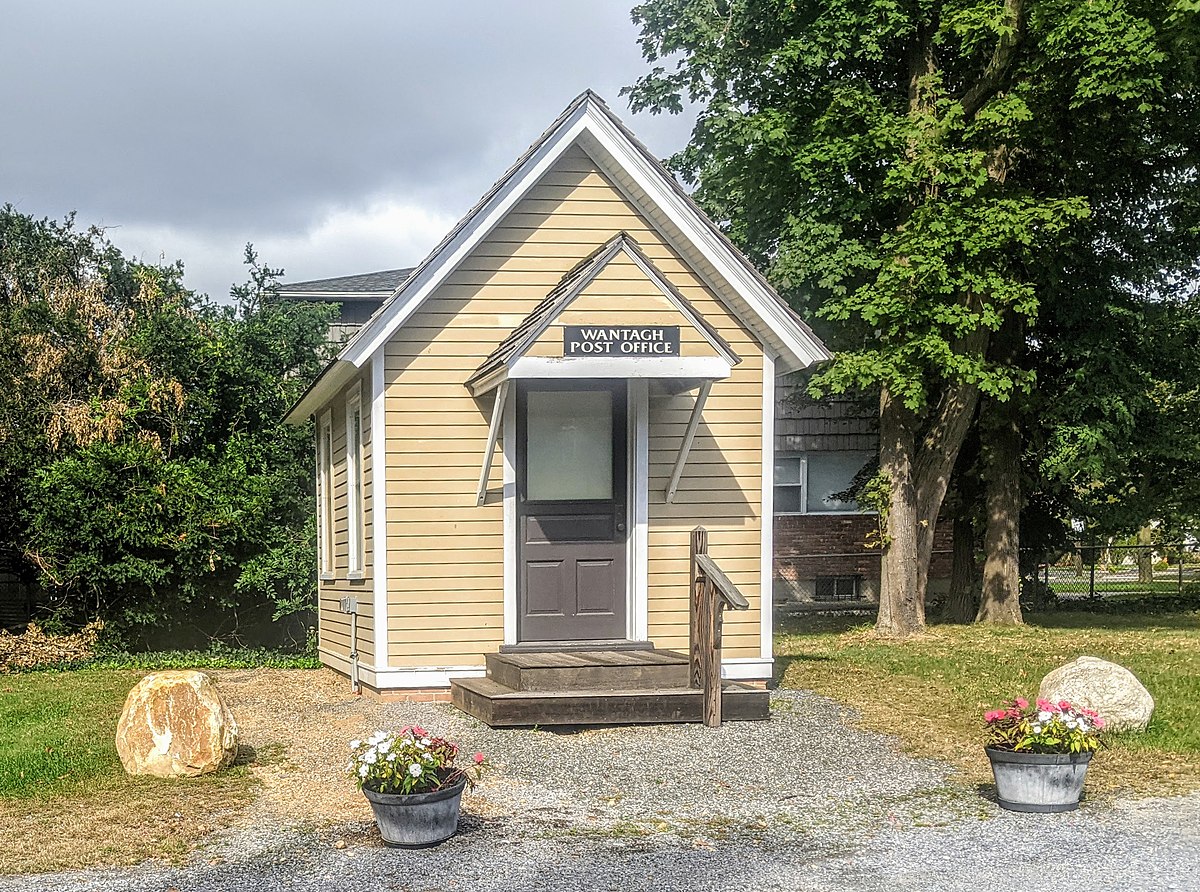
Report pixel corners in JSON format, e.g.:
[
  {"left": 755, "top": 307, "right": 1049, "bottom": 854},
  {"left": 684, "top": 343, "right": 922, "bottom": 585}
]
[{"left": 517, "top": 381, "right": 627, "bottom": 643}]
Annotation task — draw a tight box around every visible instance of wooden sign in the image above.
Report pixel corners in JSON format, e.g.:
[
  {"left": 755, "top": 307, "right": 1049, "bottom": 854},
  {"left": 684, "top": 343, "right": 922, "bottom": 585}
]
[{"left": 563, "top": 325, "right": 680, "bottom": 356}]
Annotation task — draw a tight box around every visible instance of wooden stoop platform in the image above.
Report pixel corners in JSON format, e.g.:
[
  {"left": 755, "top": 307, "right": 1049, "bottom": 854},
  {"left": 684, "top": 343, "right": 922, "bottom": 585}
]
[{"left": 450, "top": 648, "right": 770, "bottom": 727}]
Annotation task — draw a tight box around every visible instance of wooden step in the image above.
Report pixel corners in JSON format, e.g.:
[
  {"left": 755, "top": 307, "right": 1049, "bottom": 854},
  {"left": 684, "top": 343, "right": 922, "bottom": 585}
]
[
  {"left": 450, "top": 676, "right": 770, "bottom": 727},
  {"left": 485, "top": 648, "right": 690, "bottom": 692}
]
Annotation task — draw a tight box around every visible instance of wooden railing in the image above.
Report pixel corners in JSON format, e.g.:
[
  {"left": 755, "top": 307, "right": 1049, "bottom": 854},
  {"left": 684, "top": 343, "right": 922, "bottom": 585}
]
[{"left": 689, "top": 526, "right": 751, "bottom": 727}]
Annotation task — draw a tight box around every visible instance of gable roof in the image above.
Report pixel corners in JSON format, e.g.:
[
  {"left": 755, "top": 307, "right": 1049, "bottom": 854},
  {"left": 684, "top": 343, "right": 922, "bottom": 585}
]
[
  {"left": 285, "top": 91, "right": 830, "bottom": 423},
  {"left": 465, "top": 232, "right": 739, "bottom": 396}
]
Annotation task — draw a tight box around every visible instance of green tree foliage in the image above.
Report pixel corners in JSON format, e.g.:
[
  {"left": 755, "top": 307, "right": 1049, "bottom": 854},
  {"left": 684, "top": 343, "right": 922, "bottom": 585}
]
[
  {"left": 1, "top": 206, "right": 334, "bottom": 644},
  {"left": 627, "top": 0, "right": 1200, "bottom": 633}
]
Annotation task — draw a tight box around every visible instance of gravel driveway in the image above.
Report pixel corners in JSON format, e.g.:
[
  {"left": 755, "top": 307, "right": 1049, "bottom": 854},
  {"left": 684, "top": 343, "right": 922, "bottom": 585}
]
[{"left": 2, "top": 681, "right": 1197, "bottom": 892}]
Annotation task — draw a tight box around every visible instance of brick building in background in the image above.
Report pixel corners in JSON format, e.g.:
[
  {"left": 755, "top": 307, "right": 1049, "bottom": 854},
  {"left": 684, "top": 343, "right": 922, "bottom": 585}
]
[{"left": 771, "top": 381, "right": 953, "bottom": 608}]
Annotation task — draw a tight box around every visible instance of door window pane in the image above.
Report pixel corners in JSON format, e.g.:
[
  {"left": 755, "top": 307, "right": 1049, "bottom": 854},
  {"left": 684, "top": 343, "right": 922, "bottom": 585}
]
[{"left": 526, "top": 390, "right": 613, "bottom": 501}]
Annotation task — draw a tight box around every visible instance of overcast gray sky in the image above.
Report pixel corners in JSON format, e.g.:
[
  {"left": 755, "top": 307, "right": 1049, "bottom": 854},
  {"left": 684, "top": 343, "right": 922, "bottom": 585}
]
[{"left": 0, "top": 1, "right": 695, "bottom": 300}]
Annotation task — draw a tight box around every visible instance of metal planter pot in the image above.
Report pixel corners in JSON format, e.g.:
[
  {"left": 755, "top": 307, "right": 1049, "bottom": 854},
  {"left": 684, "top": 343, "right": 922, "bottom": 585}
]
[
  {"left": 362, "top": 776, "right": 467, "bottom": 847},
  {"left": 985, "top": 746, "right": 1092, "bottom": 813}
]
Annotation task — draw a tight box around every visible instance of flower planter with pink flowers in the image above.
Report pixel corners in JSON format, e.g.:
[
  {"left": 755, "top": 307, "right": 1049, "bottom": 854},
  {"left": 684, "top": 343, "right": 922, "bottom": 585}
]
[{"left": 982, "top": 697, "right": 1105, "bottom": 813}]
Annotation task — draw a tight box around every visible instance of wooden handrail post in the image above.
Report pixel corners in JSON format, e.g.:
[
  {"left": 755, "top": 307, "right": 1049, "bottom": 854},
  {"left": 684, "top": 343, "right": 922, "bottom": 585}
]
[
  {"left": 689, "top": 527, "right": 708, "bottom": 691},
  {"left": 702, "top": 577, "right": 721, "bottom": 728}
]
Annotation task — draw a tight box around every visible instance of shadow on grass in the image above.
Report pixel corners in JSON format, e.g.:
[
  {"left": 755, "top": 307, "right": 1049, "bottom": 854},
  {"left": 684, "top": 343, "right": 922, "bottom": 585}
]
[{"left": 1026, "top": 610, "right": 1200, "bottom": 633}]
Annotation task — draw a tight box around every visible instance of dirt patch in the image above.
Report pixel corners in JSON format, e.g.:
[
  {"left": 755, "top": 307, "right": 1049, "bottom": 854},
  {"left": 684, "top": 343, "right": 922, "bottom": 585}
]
[
  {"left": 211, "top": 668, "right": 376, "bottom": 827},
  {"left": 0, "top": 775, "right": 253, "bottom": 875}
]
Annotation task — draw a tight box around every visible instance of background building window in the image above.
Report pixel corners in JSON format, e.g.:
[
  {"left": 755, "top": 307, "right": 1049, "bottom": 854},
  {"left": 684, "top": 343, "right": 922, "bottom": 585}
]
[{"left": 774, "top": 450, "right": 874, "bottom": 514}]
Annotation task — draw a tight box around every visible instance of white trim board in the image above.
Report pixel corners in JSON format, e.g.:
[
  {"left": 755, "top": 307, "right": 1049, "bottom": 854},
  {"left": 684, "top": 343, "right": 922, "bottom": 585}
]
[
  {"left": 509, "top": 355, "right": 731, "bottom": 381},
  {"left": 370, "top": 350, "right": 389, "bottom": 669},
  {"left": 760, "top": 354, "right": 775, "bottom": 664}
]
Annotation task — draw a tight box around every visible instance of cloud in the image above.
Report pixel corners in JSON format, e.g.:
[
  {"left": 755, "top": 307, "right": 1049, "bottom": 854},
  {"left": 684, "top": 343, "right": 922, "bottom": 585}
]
[{"left": 113, "top": 197, "right": 457, "bottom": 301}]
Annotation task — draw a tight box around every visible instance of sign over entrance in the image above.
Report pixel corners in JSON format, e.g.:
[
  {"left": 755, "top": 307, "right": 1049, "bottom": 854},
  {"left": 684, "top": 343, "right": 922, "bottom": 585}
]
[{"left": 563, "top": 325, "right": 681, "bottom": 357}]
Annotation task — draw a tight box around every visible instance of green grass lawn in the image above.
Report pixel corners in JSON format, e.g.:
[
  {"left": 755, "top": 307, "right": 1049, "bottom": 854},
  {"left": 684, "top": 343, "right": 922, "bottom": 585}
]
[
  {"left": 0, "top": 669, "right": 142, "bottom": 798},
  {"left": 775, "top": 609, "right": 1200, "bottom": 794},
  {"left": 0, "top": 667, "right": 256, "bottom": 874}
]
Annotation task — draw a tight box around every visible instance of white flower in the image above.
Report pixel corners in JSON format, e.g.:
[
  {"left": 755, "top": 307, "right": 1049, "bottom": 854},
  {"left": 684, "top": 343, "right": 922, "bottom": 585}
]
[
  {"left": 420, "top": 737, "right": 432, "bottom": 746},
  {"left": 1030, "top": 723, "right": 1043, "bottom": 734},
  {"left": 363, "top": 751, "right": 377, "bottom": 765},
  {"left": 423, "top": 753, "right": 433, "bottom": 762},
  {"left": 1038, "top": 710, "right": 1053, "bottom": 723},
  {"left": 387, "top": 752, "right": 397, "bottom": 761},
  {"left": 358, "top": 765, "right": 369, "bottom": 777},
  {"left": 408, "top": 763, "right": 423, "bottom": 778},
  {"left": 349, "top": 739, "right": 361, "bottom": 750},
  {"left": 368, "top": 730, "right": 389, "bottom": 745},
  {"left": 416, "top": 739, "right": 427, "bottom": 750}
]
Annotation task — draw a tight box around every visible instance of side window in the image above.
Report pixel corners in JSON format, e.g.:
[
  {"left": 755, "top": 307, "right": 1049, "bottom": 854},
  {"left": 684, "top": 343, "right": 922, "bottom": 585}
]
[
  {"left": 317, "top": 410, "right": 334, "bottom": 576},
  {"left": 345, "top": 386, "right": 365, "bottom": 577}
]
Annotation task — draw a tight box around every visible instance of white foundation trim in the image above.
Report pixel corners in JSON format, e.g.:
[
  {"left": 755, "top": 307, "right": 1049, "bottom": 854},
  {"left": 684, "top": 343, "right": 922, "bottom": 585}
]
[
  {"left": 720, "top": 656, "right": 775, "bottom": 681},
  {"left": 371, "top": 350, "right": 389, "bottom": 669},
  {"left": 760, "top": 352, "right": 775, "bottom": 663},
  {"left": 502, "top": 389, "right": 518, "bottom": 646},
  {"left": 359, "top": 665, "right": 488, "bottom": 690}
]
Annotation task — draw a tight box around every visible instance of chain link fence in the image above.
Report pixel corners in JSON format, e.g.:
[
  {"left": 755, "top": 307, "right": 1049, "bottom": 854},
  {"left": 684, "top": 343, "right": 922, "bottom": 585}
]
[{"left": 1024, "top": 543, "right": 1200, "bottom": 603}]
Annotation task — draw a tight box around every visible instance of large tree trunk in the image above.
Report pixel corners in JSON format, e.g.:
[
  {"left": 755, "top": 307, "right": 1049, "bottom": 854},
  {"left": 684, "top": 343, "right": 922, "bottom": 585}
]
[
  {"left": 977, "top": 397, "right": 1024, "bottom": 624},
  {"left": 876, "top": 387, "right": 924, "bottom": 636},
  {"left": 1137, "top": 524, "right": 1154, "bottom": 584},
  {"left": 944, "top": 513, "right": 979, "bottom": 623},
  {"left": 977, "top": 312, "right": 1024, "bottom": 625}
]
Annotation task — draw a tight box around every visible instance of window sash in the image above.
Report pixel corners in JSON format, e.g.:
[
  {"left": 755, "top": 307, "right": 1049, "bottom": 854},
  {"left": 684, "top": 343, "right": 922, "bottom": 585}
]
[
  {"left": 317, "top": 412, "right": 334, "bottom": 575},
  {"left": 345, "top": 390, "right": 365, "bottom": 576}
]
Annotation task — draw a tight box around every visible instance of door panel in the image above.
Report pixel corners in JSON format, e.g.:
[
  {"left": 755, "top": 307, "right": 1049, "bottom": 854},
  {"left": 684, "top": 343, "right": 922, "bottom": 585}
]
[{"left": 517, "top": 381, "right": 627, "bottom": 643}]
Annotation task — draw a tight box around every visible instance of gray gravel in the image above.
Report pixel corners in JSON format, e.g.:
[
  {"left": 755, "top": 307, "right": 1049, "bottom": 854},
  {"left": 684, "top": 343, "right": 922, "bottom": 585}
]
[{"left": 3, "top": 689, "right": 1198, "bottom": 892}]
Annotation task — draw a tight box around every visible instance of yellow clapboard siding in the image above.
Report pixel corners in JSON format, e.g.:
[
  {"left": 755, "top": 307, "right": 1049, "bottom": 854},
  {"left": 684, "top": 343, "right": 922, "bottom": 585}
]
[{"left": 316, "top": 144, "right": 772, "bottom": 668}]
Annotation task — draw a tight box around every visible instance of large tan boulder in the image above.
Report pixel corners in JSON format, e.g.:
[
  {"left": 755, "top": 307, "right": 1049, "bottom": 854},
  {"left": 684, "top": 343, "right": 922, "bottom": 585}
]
[
  {"left": 1038, "top": 656, "right": 1155, "bottom": 732},
  {"left": 115, "top": 670, "right": 239, "bottom": 777}
]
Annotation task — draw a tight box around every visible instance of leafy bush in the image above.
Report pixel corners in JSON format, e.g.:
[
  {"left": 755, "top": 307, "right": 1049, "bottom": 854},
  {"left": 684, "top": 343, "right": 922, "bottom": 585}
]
[{"left": 2, "top": 208, "right": 334, "bottom": 642}]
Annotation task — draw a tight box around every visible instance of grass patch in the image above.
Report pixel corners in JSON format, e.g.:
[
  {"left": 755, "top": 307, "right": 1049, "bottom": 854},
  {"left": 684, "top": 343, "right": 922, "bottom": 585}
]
[
  {"left": 775, "top": 610, "right": 1200, "bottom": 796},
  {"left": 0, "top": 668, "right": 257, "bottom": 874}
]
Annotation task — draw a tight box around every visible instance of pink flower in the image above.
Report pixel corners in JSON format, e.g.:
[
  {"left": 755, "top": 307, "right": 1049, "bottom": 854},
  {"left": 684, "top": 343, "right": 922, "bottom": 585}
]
[
  {"left": 1093, "top": 716, "right": 1106, "bottom": 730},
  {"left": 984, "top": 710, "right": 1007, "bottom": 723},
  {"left": 473, "top": 752, "right": 485, "bottom": 765},
  {"left": 1013, "top": 697, "right": 1029, "bottom": 709},
  {"left": 1036, "top": 698, "right": 1054, "bottom": 711},
  {"left": 1058, "top": 700, "right": 1073, "bottom": 711}
]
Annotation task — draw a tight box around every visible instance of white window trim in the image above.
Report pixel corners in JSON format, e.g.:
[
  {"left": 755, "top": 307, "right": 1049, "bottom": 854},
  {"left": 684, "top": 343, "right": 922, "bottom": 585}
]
[
  {"left": 773, "top": 451, "right": 874, "bottom": 517},
  {"left": 317, "top": 409, "right": 335, "bottom": 578},
  {"left": 345, "top": 383, "right": 365, "bottom": 579}
]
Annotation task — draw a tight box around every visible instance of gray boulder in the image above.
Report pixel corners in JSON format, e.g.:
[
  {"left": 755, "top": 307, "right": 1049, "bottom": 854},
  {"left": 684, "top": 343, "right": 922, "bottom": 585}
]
[{"left": 1038, "top": 656, "right": 1154, "bottom": 732}]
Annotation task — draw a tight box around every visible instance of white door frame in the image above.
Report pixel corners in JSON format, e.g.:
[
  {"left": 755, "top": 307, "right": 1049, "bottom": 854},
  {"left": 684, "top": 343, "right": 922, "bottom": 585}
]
[{"left": 501, "top": 378, "right": 648, "bottom": 646}]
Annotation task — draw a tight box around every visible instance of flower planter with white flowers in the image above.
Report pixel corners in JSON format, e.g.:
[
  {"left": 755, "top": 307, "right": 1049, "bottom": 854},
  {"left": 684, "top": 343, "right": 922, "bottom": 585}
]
[
  {"left": 348, "top": 727, "right": 485, "bottom": 847},
  {"left": 983, "top": 697, "right": 1105, "bottom": 813}
]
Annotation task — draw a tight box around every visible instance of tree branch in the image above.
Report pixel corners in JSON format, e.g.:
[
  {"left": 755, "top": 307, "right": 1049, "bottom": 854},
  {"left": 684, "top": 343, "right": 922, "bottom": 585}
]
[{"left": 960, "top": 0, "right": 1025, "bottom": 120}]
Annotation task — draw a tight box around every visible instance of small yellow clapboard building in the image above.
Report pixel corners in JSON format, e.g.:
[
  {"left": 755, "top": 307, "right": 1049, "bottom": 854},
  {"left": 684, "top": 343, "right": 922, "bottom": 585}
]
[{"left": 285, "top": 92, "right": 830, "bottom": 724}]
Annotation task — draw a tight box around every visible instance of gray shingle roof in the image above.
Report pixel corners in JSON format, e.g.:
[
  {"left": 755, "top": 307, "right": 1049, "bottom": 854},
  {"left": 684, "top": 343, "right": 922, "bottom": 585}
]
[{"left": 279, "top": 268, "right": 414, "bottom": 296}]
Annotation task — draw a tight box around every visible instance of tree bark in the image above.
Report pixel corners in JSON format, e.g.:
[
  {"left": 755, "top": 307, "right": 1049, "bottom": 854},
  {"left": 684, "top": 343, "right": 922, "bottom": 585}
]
[
  {"left": 876, "top": 387, "right": 925, "bottom": 636},
  {"left": 944, "top": 513, "right": 979, "bottom": 623},
  {"left": 1137, "top": 524, "right": 1154, "bottom": 584},
  {"left": 977, "top": 309, "right": 1024, "bottom": 625},
  {"left": 977, "top": 397, "right": 1024, "bottom": 625}
]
